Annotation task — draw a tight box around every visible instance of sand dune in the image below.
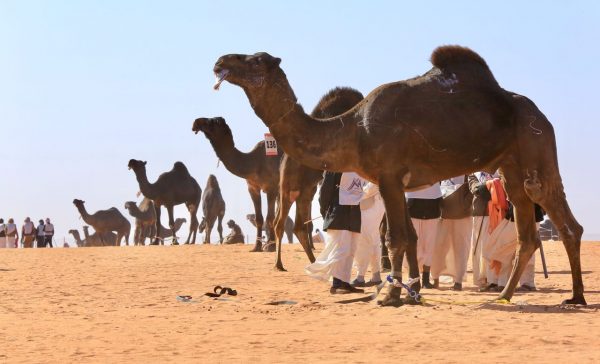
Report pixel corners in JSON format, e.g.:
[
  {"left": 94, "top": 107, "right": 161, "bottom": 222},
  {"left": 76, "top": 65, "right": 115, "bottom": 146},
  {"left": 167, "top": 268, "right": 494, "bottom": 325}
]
[{"left": 1, "top": 242, "right": 599, "bottom": 363}]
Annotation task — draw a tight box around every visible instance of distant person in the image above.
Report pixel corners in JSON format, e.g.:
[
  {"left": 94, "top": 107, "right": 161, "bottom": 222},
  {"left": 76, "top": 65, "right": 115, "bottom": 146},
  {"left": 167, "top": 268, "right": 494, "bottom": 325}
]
[
  {"left": 5, "top": 218, "right": 19, "bottom": 248},
  {"left": 36, "top": 219, "right": 46, "bottom": 248},
  {"left": 223, "top": 219, "right": 245, "bottom": 244},
  {"left": 0, "top": 218, "right": 6, "bottom": 248},
  {"left": 21, "top": 217, "right": 36, "bottom": 248},
  {"left": 43, "top": 218, "right": 55, "bottom": 248}
]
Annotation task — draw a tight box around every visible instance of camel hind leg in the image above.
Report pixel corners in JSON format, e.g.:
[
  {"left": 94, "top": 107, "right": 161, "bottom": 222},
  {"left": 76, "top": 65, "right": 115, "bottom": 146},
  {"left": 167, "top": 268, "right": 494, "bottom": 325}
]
[
  {"left": 377, "top": 172, "right": 420, "bottom": 307},
  {"left": 217, "top": 213, "right": 224, "bottom": 244},
  {"left": 248, "top": 185, "right": 264, "bottom": 252},
  {"left": 185, "top": 202, "right": 199, "bottom": 245},
  {"left": 524, "top": 170, "right": 585, "bottom": 304},
  {"left": 274, "top": 192, "right": 293, "bottom": 271}
]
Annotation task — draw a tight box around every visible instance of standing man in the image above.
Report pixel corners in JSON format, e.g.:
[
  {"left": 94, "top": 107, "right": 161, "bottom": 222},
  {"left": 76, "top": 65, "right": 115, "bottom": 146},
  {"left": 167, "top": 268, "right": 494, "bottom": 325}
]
[
  {"left": 0, "top": 218, "right": 7, "bottom": 248},
  {"left": 406, "top": 183, "right": 442, "bottom": 289},
  {"left": 21, "top": 217, "right": 36, "bottom": 248},
  {"left": 36, "top": 219, "right": 46, "bottom": 248},
  {"left": 305, "top": 171, "right": 364, "bottom": 294},
  {"left": 6, "top": 218, "right": 19, "bottom": 248},
  {"left": 431, "top": 176, "right": 473, "bottom": 291},
  {"left": 44, "top": 218, "right": 55, "bottom": 248}
]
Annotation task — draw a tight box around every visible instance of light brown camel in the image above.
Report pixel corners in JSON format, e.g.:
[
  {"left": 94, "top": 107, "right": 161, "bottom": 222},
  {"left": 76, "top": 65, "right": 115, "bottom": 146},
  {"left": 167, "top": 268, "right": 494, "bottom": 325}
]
[
  {"left": 192, "top": 118, "right": 282, "bottom": 252},
  {"left": 273, "top": 87, "right": 364, "bottom": 271},
  {"left": 72, "top": 199, "right": 131, "bottom": 246},
  {"left": 128, "top": 160, "right": 201, "bottom": 245},
  {"left": 158, "top": 218, "right": 187, "bottom": 242},
  {"left": 82, "top": 225, "right": 117, "bottom": 247},
  {"left": 212, "top": 46, "right": 585, "bottom": 306},
  {"left": 124, "top": 198, "right": 157, "bottom": 246},
  {"left": 68, "top": 229, "right": 85, "bottom": 247},
  {"left": 199, "top": 174, "right": 226, "bottom": 244}
]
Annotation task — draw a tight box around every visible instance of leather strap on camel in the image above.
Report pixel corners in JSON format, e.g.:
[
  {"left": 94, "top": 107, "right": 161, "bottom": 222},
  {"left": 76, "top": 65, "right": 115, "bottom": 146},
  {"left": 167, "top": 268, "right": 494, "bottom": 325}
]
[{"left": 486, "top": 178, "right": 508, "bottom": 233}]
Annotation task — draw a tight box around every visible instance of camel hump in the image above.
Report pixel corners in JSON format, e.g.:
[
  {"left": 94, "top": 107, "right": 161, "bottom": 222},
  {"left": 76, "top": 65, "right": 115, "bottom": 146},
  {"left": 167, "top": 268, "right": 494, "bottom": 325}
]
[
  {"left": 173, "top": 161, "right": 189, "bottom": 173},
  {"left": 312, "top": 87, "right": 364, "bottom": 118},
  {"left": 430, "top": 45, "right": 499, "bottom": 88},
  {"left": 431, "top": 45, "right": 488, "bottom": 70}
]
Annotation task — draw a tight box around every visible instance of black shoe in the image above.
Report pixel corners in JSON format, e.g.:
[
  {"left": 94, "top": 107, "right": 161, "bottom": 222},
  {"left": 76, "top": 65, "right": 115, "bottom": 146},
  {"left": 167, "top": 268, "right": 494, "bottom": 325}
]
[
  {"left": 422, "top": 271, "right": 433, "bottom": 289},
  {"left": 495, "top": 286, "right": 505, "bottom": 292},
  {"left": 330, "top": 281, "right": 365, "bottom": 294},
  {"left": 351, "top": 278, "right": 366, "bottom": 287},
  {"left": 479, "top": 283, "right": 498, "bottom": 292},
  {"left": 517, "top": 284, "right": 537, "bottom": 292},
  {"left": 452, "top": 283, "right": 462, "bottom": 291}
]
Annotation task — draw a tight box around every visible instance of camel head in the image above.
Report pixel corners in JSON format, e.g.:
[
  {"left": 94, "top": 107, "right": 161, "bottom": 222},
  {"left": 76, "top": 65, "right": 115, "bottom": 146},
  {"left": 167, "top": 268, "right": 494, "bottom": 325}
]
[
  {"left": 246, "top": 214, "right": 256, "bottom": 224},
  {"left": 73, "top": 199, "right": 85, "bottom": 208},
  {"left": 213, "top": 52, "right": 282, "bottom": 91},
  {"left": 128, "top": 159, "right": 147, "bottom": 172},
  {"left": 198, "top": 217, "right": 206, "bottom": 233},
  {"left": 206, "top": 174, "right": 219, "bottom": 189},
  {"left": 68, "top": 229, "right": 78, "bottom": 235},
  {"left": 192, "top": 117, "right": 234, "bottom": 148},
  {"left": 124, "top": 201, "right": 135, "bottom": 210}
]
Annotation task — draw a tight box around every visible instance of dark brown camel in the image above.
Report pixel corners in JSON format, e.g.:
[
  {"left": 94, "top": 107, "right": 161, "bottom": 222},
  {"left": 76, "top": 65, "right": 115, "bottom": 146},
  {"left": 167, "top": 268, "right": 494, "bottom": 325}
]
[
  {"left": 72, "top": 199, "right": 131, "bottom": 246},
  {"left": 192, "top": 117, "right": 282, "bottom": 252},
  {"left": 199, "top": 174, "right": 226, "bottom": 244},
  {"left": 124, "top": 198, "right": 157, "bottom": 246},
  {"left": 128, "top": 160, "right": 202, "bottom": 245},
  {"left": 272, "top": 87, "right": 364, "bottom": 271},
  {"left": 212, "top": 46, "right": 585, "bottom": 306}
]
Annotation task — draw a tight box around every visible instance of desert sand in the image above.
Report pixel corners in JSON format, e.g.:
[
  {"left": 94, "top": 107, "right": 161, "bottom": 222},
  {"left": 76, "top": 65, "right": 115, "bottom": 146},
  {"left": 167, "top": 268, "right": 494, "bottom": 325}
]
[{"left": 1, "top": 241, "right": 599, "bottom": 363}]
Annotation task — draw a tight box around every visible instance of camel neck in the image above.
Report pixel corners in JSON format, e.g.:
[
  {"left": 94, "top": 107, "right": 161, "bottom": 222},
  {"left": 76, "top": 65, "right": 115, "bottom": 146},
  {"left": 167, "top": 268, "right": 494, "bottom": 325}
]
[
  {"left": 83, "top": 229, "right": 90, "bottom": 239},
  {"left": 135, "top": 169, "right": 157, "bottom": 199},
  {"left": 71, "top": 231, "right": 82, "bottom": 244},
  {"left": 210, "top": 142, "right": 255, "bottom": 178},
  {"left": 77, "top": 206, "right": 92, "bottom": 225},
  {"left": 244, "top": 78, "right": 360, "bottom": 172}
]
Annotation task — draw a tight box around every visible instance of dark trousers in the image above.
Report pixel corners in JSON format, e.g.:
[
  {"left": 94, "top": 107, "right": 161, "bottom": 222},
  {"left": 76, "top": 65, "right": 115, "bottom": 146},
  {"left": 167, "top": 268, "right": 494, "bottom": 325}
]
[
  {"left": 44, "top": 236, "right": 53, "bottom": 248},
  {"left": 37, "top": 236, "right": 46, "bottom": 248}
]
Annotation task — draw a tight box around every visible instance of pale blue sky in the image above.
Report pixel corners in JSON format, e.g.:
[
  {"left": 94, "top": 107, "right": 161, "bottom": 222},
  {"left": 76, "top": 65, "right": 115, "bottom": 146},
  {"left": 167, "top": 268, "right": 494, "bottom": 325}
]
[{"left": 1, "top": 1, "right": 598, "bottom": 244}]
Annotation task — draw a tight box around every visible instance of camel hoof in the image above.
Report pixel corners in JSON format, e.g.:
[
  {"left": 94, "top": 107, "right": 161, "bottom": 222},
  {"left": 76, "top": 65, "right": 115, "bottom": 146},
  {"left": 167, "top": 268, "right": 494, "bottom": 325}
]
[
  {"left": 250, "top": 244, "right": 262, "bottom": 252},
  {"left": 562, "top": 296, "right": 587, "bottom": 305},
  {"left": 274, "top": 264, "right": 287, "bottom": 272},
  {"left": 377, "top": 286, "right": 403, "bottom": 307},
  {"left": 262, "top": 242, "right": 276, "bottom": 252},
  {"left": 403, "top": 295, "right": 423, "bottom": 305},
  {"left": 172, "top": 241, "right": 179, "bottom": 246}
]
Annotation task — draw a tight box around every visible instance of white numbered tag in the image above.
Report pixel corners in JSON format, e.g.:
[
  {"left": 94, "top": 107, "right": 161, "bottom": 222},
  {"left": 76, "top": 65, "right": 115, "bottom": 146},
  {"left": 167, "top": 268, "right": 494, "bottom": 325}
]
[{"left": 264, "top": 133, "right": 278, "bottom": 156}]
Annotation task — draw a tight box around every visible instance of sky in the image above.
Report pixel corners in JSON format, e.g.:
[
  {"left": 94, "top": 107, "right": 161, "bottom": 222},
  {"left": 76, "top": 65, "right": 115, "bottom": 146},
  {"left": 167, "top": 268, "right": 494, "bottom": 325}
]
[{"left": 1, "top": 1, "right": 599, "bottom": 245}]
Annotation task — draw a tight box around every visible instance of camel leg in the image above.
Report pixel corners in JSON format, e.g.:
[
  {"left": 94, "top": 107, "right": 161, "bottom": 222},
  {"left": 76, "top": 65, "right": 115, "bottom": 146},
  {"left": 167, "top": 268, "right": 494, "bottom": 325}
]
[
  {"left": 152, "top": 204, "right": 162, "bottom": 245},
  {"left": 495, "top": 171, "right": 539, "bottom": 302},
  {"left": 187, "top": 204, "right": 199, "bottom": 245},
  {"left": 273, "top": 192, "right": 291, "bottom": 271},
  {"left": 295, "top": 193, "right": 316, "bottom": 263},
  {"left": 377, "top": 173, "right": 419, "bottom": 307},
  {"left": 217, "top": 214, "right": 224, "bottom": 244},
  {"left": 166, "top": 206, "right": 179, "bottom": 245},
  {"left": 524, "top": 171, "right": 585, "bottom": 304},
  {"left": 265, "top": 190, "right": 278, "bottom": 244},
  {"left": 248, "top": 186, "right": 264, "bottom": 252},
  {"left": 205, "top": 218, "right": 214, "bottom": 245}
]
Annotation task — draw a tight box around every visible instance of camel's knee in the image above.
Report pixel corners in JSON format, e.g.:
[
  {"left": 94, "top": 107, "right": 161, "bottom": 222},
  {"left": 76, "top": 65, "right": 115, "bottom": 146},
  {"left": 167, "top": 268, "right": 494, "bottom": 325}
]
[{"left": 523, "top": 170, "right": 543, "bottom": 202}]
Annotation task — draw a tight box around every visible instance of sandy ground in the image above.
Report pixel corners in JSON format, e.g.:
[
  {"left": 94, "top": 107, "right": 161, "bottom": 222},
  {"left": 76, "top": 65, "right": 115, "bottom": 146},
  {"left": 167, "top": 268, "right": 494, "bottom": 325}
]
[{"left": 1, "top": 241, "right": 599, "bottom": 363}]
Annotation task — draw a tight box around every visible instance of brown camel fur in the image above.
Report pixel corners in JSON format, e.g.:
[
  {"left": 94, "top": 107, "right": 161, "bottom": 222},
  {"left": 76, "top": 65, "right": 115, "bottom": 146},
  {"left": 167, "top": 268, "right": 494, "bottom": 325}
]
[
  {"left": 273, "top": 86, "right": 364, "bottom": 271},
  {"left": 72, "top": 199, "right": 130, "bottom": 246},
  {"left": 192, "top": 117, "right": 282, "bottom": 252},
  {"left": 82, "top": 225, "right": 117, "bottom": 247},
  {"left": 199, "top": 174, "right": 226, "bottom": 244},
  {"left": 128, "top": 160, "right": 201, "bottom": 245},
  {"left": 124, "top": 198, "right": 157, "bottom": 246},
  {"left": 212, "top": 46, "right": 585, "bottom": 306}
]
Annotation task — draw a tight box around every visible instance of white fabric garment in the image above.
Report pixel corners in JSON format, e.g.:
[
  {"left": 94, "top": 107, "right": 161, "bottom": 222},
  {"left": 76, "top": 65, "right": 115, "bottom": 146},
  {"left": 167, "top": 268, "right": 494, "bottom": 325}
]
[
  {"left": 23, "top": 221, "right": 35, "bottom": 235},
  {"left": 37, "top": 224, "right": 45, "bottom": 236},
  {"left": 4, "top": 223, "right": 18, "bottom": 248},
  {"left": 305, "top": 229, "right": 361, "bottom": 283},
  {"left": 0, "top": 223, "right": 6, "bottom": 248},
  {"left": 471, "top": 216, "right": 490, "bottom": 287},
  {"left": 440, "top": 176, "right": 465, "bottom": 198},
  {"left": 44, "top": 223, "right": 54, "bottom": 236},
  {"left": 405, "top": 183, "right": 442, "bottom": 199},
  {"left": 431, "top": 217, "right": 473, "bottom": 283},
  {"left": 338, "top": 172, "right": 365, "bottom": 206},
  {"left": 312, "top": 230, "right": 325, "bottom": 244},
  {"left": 411, "top": 218, "right": 440, "bottom": 268},
  {"left": 484, "top": 219, "right": 536, "bottom": 287},
  {"left": 354, "top": 185, "right": 385, "bottom": 279}
]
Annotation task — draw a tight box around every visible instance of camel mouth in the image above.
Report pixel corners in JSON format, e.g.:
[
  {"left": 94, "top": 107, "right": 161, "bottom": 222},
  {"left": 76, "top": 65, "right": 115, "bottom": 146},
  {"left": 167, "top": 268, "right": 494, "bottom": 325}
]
[{"left": 213, "top": 69, "right": 229, "bottom": 91}]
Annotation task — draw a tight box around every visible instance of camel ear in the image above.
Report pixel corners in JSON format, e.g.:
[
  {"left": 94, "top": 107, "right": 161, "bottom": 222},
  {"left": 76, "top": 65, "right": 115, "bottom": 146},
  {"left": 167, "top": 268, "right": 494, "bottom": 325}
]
[{"left": 143, "top": 161, "right": 147, "bottom": 165}]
